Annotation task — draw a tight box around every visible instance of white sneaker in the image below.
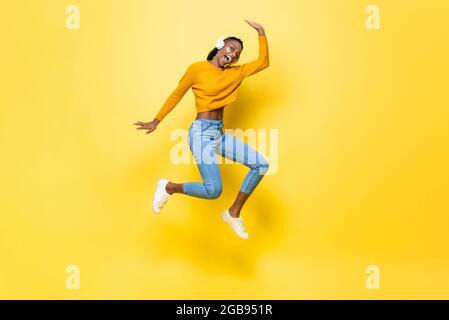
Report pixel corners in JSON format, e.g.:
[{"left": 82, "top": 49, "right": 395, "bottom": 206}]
[
  {"left": 152, "top": 178, "right": 171, "bottom": 214},
  {"left": 221, "top": 209, "right": 249, "bottom": 240}
]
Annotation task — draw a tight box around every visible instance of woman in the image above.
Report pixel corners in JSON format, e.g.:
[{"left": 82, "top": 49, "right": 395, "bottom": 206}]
[{"left": 134, "top": 20, "right": 270, "bottom": 239}]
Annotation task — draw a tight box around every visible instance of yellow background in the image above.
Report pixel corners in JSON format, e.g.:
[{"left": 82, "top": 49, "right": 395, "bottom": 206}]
[{"left": 1, "top": 0, "right": 448, "bottom": 299}]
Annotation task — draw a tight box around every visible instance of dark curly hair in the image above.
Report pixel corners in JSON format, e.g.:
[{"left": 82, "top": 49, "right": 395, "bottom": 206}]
[{"left": 207, "top": 36, "right": 244, "bottom": 61}]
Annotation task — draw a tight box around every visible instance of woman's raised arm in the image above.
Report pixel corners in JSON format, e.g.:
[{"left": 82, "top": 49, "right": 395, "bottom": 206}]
[{"left": 240, "top": 20, "right": 270, "bottom": 78}]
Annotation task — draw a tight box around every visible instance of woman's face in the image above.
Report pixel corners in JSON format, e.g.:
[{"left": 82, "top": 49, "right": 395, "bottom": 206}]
[{"left": 218, "top": 39, "right": 242, "bottom": 67}]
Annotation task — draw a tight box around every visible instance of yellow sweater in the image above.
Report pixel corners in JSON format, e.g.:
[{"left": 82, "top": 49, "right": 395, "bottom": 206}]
[{"left": 155, "top": 34, "right": 269, "bottom": 122}]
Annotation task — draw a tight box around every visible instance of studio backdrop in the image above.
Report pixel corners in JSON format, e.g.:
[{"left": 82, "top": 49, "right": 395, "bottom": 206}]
[{"left": 1, "top": 0, "right": 448, "bottom": 299}]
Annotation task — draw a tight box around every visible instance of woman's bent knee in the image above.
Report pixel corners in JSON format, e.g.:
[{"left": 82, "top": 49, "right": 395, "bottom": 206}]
[
  {"left": 256, "top": 157, "right": 270, "bottom": 175},
  {"left": 204, "top": 183, "right": 223, "bottom": 199}
]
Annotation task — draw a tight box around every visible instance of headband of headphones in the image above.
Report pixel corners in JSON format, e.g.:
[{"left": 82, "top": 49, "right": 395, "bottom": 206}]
[{"left": 215, "top": 34, "right": 237, "bottom": 50}]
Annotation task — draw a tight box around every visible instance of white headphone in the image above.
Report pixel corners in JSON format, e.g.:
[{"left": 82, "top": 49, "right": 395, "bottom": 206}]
[{"left": 215, "top": 34, "right": 237, "bottom": 50}]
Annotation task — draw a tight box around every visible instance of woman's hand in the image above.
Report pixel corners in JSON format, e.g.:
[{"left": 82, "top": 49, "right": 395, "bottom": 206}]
[
  {"left": 244, "top": 19, "right": 265, "bottom": 35},
  {"left": 134, "top": 119, "right": 159, "bottom": 134}
]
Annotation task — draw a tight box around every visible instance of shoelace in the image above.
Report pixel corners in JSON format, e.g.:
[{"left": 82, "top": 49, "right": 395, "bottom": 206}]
[
  {"left": 158, "top": 195, "right": 169, "bottom": 209},
  {"left": 236, "top": 217, "right": 247, "bottom": 233}
]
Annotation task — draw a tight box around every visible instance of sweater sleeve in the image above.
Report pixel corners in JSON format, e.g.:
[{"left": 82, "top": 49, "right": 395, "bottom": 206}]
[
  {"left": 240, "top": 34, "right": 270, "bottom": 78},
  {"left": 154, "top": 64, "right": 194, "bottom": 122}
]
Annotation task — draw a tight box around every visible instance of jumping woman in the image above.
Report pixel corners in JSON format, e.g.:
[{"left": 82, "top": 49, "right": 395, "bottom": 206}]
[{"left": 134, "top": 19, "right": 270, "bottom": 239}]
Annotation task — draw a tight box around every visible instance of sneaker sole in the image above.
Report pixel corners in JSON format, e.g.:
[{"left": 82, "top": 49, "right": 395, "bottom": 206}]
[{"left": 152, "top": 179, "right": 166, "bottom": 214}]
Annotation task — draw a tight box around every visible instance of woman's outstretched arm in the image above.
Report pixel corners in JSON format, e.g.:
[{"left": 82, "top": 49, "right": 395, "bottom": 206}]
[
  {"left": 155, "top": 64, "right": 194, "bottom": 122},
  {"left": 240, "top": 20, "right": 269, "bottom": 78},
  {"left": 134, "top": 64, "right": 194, "bottom": 134}
]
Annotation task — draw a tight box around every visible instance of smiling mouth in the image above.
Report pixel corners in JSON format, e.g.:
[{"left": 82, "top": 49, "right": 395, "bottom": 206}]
[{"left": 224, "top": 55, "right": 232, "bottom": 63}]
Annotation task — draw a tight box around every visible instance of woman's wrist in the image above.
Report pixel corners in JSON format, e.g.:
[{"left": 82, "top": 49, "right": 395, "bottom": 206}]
[
  {"left": 258, "top": 29, "right": 265, "bottom": 36},
  {"left": 153, "top": 118, "right": 161, "bottom": 125}
]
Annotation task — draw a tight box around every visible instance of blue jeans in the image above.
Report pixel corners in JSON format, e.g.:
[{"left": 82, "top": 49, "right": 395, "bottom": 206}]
[{"left": 182, "top": 119, "right": 269, "bottom": 199}]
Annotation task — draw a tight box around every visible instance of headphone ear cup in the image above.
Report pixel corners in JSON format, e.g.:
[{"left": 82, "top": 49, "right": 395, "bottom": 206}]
[
  {"left": 215, "top": 34, "right": 237, "bottom": 50},
  {"left": 216, "top": 37, "right": 225, "bottom": 49}
]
